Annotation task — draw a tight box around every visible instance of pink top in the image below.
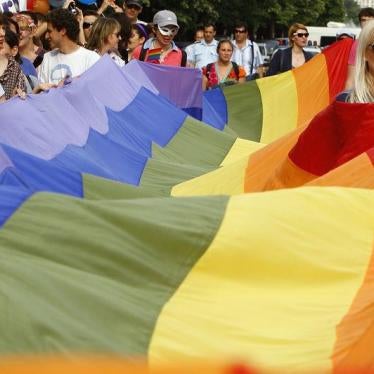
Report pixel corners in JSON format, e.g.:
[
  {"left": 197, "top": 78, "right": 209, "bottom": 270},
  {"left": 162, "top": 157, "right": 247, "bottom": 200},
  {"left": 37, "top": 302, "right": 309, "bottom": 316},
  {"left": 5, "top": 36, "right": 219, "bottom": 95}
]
[
  {"left": 348, "top": 40, "right": 358, "bottom": 66},
  {"left": 132, "top": 38, "right": 183, "bottom": 67}
]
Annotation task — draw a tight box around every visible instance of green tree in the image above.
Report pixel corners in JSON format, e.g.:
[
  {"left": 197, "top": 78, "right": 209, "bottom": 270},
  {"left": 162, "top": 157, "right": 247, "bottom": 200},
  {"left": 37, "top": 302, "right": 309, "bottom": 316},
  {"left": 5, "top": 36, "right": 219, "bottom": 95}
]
[
  {"left": 292, "top": 0, "right": 325, "bottom": 25},
  {"left": 344, "top": 0, "right": 360, "bottom": 25},
  {"left": 143, "top": 0, "right": 347, "bottom": 40},
  {"left": 316, "top": 0, "right": 345, "bottom": 25}
]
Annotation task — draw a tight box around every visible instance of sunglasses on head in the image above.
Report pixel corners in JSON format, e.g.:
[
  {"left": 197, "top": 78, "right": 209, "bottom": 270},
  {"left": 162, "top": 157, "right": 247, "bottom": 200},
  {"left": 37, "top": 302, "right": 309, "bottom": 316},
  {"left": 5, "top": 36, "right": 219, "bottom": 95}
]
[
  {"left": 294, "top": 32, "right": 309, "bottom": 38},
  {"left": 234, "top": 29, "right": 246, "bottom": 33},
  {"left": 83, "top": 21, "right": 94, "bottom": 29},
  {"left": 157, "top": 24, "right": 178, "bottom": 37}
]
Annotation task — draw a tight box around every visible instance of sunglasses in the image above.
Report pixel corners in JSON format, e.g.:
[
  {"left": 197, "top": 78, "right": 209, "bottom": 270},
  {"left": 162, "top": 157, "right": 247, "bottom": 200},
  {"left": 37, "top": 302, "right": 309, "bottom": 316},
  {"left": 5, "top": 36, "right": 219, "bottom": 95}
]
[
  {"left": 294, "top": 32, "right": 309, "bottom": 38},
  {"left": 234, "top": 29, "right": 246, "bottom": 33},
  {"left": 158, "top": 25, "right": 178, "bottom": 37},
  {"left": 83, "top": 22, "right": 94, "bottom": 29}
]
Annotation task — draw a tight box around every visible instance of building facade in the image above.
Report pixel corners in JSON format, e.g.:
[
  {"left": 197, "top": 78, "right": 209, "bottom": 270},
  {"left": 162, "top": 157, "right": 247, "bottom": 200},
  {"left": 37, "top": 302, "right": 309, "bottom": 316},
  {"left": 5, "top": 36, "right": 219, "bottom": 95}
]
[{"left": 356, "top": 0, "right": 374, "bottom": 8}]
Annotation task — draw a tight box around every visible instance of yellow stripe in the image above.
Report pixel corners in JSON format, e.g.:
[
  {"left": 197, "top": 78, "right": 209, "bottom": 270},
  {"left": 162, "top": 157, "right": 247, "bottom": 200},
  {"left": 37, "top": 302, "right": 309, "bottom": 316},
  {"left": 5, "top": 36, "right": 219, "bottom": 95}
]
[
  {"left": 171, "top": 155, "right": 249, "bottom": 196},
  {"left": 257, "top": 72, "right": 298, "bottom": 144},
  {"left": 220, "top": 138, "right": 265, "bottom": 167},
  {"left": 149, "top": 187, "right": 374, "bottom": 370}
]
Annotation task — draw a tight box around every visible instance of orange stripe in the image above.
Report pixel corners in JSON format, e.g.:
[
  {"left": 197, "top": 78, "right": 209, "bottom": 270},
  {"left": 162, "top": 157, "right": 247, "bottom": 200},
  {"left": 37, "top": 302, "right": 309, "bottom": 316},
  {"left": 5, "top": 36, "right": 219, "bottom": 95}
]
[
  {"left": 307, "top": 153, "right": 374, "bottom": 189},
  {"left": 244, "top": 125, "right": 309, "bottom": 192},
  {"left": 0, "top": 357, "right": 257, "bottom": 374},
  {"left": 294, "top": 53, "right": 330, "bottom": 128},
  {"left": 332, "top": 242, "right": 374, "bottom": 371}
]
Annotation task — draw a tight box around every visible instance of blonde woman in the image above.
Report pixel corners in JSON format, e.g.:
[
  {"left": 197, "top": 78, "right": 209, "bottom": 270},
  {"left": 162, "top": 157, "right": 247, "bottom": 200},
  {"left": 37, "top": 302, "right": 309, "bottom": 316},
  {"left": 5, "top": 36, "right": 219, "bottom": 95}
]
[
  {"left": 86, "top": 17, "right": 125, "bottom": 66},
  {"left": 267, "top": 23, "right": 314, "bottom": 76},
  {"left": 347, "top": 19, "right": 374, "bottom": 102}
]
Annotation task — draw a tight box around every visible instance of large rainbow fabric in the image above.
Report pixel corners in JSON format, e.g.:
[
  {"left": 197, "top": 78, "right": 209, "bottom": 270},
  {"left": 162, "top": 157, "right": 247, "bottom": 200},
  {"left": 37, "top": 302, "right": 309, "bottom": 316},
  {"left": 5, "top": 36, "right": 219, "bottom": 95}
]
[
  {"left": 203, "top": 38, "right": 353, "bottom": 142},
  {"left": 1, "top": 38, "right": 374, "bottom": 373}
]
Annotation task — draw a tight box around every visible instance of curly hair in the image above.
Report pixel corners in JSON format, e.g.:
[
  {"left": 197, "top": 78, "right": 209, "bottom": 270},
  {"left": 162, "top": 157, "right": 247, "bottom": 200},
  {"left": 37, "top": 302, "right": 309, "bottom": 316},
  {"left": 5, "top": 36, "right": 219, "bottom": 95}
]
[{"left": 46, "top": 8, "right": 79, "bottom": 42}]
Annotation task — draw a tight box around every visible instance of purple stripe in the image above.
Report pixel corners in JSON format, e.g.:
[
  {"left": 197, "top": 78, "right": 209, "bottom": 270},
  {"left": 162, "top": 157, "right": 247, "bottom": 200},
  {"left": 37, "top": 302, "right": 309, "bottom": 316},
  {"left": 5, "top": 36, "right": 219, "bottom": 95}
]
[
  {"left": 0, "top": 147, "right": 14, "bottom": 173},
  {"left": 123, "top": 60, "right": 202, "bottom": 110}
]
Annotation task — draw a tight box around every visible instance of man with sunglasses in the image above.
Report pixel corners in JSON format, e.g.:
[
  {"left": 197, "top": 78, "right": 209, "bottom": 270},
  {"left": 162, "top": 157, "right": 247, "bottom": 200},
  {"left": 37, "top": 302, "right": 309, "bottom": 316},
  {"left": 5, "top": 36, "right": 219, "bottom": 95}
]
[
  {"left": 187, "top": 23, "right": 218, "bottom": 69},
  {"left": 232, "top": 22, "right": 263, "bottom": 80},
  {"left": 123, "top": 0, "right": 146, "bottom": 25}
]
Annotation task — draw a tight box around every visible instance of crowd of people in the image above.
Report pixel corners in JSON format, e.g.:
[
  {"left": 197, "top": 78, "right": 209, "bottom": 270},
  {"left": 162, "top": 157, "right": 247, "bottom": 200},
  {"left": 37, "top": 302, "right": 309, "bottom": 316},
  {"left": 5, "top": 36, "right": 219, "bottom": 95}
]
[{"left": 0, "top": 2, "right": 374, "bottom": 101}]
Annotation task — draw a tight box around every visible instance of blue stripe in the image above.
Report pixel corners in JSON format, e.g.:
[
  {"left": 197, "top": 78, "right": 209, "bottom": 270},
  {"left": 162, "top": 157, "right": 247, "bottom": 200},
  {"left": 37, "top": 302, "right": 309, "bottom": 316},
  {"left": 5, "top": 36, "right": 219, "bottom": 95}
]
[{"left": 202, "top": 88, "right": 228, "bottom": 130}]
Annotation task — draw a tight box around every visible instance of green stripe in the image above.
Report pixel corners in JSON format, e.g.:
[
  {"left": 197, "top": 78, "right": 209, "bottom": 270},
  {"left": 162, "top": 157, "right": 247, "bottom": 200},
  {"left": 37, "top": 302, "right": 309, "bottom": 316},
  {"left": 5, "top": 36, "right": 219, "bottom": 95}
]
[
  {"left": 224, "top": 81, "right": 263, "bottom": 141},
  {"left": 83, "top": 174, "right": 162, "bottom": 200},
  {"left": 152, "top": 116, "right": 237, "bottom": 167},
  {"left": 139, "top": 116, "right": 238, "bottom": 194},
  {"left": 140, "top": 158, "right": 213, "bottom": 195},
  {"left": 0, "top": 193, "right": 228, "bottom": 355}
]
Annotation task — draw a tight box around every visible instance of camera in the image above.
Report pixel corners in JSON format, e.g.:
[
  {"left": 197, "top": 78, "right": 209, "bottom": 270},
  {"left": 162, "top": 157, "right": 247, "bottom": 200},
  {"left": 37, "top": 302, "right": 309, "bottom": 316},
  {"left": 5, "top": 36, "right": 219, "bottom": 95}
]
[{"left": 68, "top": 1, "right": 78, "bottom": 15}]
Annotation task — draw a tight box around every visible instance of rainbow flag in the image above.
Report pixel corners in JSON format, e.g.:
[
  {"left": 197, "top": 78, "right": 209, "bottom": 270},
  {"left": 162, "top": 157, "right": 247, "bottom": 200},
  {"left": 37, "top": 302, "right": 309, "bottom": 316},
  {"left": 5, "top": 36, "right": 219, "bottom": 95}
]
[
  {"left": 146, "top": 47, "right": 163, "bottom": 63},
  {"left": 203, "top": 38, "right": 353, "bottom": 143},
  {"left": 0, "top": 38, "right": 373, "bottom": 372}
]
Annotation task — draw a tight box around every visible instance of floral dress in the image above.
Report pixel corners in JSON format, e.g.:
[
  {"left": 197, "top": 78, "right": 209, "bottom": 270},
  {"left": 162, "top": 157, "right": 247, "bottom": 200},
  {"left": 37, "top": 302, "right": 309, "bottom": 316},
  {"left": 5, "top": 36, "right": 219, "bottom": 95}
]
[
  {"left": 202, "top": 62, "right": 246, "bottom": 89},
  {"left": 0, "top": 57, "right": 26, "bottom": 100}
]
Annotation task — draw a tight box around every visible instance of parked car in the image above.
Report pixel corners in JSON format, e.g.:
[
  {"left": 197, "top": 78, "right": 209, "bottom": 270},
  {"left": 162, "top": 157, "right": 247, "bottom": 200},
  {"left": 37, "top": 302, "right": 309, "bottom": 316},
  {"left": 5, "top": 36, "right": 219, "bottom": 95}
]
[
  {"left": 257, "top": 42, "right": 269, "bottom": 64},
  {"left": 256, "top": 39, "right": 279, "bottom": 65}
]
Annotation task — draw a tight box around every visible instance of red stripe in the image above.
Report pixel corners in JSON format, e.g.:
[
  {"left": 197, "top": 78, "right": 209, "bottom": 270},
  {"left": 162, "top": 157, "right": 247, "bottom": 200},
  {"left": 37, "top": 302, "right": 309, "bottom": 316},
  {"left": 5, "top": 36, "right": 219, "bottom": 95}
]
[
  {"left": 323, "top": 38, "right": 354, "bottom": 101},
  {"left": 366, "top": 148, "right": 374, "bottom": 165},
  {"left": 289, "top": 101, "right": 374, "bottom": 175}
]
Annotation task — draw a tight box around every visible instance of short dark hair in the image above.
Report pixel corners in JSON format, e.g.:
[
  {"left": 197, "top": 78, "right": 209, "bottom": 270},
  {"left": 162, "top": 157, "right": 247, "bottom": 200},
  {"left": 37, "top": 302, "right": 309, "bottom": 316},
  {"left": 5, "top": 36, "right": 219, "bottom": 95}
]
[
  {"left": 47, "top": 8, "right": 80, "bottom": 42},
  {"left": 204, "top": 23, "right": 216, "bottom": 31},
  {"left": 234, "top": 22, "right": 248, "bottom": 32},
  {"left": 359, "top": 7, "right": 374, "bottom": 22}
]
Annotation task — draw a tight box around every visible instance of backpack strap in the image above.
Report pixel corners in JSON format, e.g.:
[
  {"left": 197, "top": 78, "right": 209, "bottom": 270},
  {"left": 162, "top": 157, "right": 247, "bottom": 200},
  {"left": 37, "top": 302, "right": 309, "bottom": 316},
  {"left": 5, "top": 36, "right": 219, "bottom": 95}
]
[
  {"left": 205, "top": 62, "right": 213, "bottom": 76},
  {"left": 180, "top": 49, "right": 187, "bottom": 67},
  {"left": 250, "top": 41, "right": 254, "bottom": 77},
  {"left": 232, "top": 61, "right": 240, "bottom": 80},
  {"left": 139, "top": 45, "right": 148, "bottom": 61},
  {"left": 279, "top": 48, "right": 285, "bottom": 72},
  {"left": 25, "top": 74, "right": 35, "bottom": 90}
]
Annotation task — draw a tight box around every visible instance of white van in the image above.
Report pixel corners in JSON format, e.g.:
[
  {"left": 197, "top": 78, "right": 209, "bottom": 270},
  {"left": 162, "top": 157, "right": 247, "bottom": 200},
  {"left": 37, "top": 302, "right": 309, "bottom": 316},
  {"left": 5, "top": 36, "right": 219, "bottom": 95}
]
[{"left": 307, "top": 24, "right": 361, "bottom": 47}]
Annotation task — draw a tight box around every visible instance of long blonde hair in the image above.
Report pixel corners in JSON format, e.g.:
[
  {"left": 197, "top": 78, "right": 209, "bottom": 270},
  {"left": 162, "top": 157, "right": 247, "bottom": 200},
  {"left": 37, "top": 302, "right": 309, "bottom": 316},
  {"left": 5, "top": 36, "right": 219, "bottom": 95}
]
[
  {"left": 349, "top": 19, "right": 374, "bottom": 103},
  {"left": 86, "top": 17, "right": 120, "bottom": 54}
]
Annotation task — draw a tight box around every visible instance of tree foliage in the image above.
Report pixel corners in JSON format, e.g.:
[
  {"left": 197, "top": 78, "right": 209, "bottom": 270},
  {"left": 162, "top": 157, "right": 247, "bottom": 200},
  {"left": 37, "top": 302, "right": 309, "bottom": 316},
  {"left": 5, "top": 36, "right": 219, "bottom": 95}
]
[
  {"left": 143, "top": 0, "right": 347, "bottom": 40},
  {"left": 344, "top": 0, "right": 361, "bottom": 25}
]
